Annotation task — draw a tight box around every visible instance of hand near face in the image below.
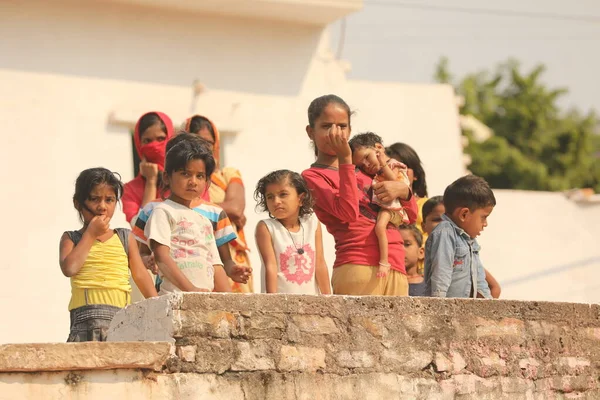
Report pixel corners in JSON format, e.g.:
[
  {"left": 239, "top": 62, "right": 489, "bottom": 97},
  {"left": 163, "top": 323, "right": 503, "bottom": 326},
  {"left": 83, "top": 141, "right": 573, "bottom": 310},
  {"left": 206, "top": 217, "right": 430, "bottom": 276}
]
[
  {"left": 327, "top": 124, "right": 351, "bottom": 161},
  {"left": 139, "top": 158, "right": 159, "bottom": 182},
  {"left": 86, "top": 215, "right": 110, "bottom": 238}
]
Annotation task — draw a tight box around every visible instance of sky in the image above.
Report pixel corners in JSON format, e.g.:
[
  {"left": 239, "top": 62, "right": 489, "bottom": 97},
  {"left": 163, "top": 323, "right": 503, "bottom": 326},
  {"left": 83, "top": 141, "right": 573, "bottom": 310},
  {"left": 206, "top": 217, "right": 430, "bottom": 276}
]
[{"left": 330, "top": 0, "right": 600, "bottom": 114}]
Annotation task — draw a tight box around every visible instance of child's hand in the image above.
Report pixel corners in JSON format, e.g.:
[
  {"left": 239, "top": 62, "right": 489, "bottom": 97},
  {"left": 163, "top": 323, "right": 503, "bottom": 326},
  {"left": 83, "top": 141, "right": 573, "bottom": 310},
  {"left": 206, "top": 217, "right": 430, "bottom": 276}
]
[
  {"left": 139, "top": 158, "right": 159, "bottom": 183},
  {"left": 225, "top": 261, "right": 251, "bottom": 284},
  {"left": 191, "top": 286, "right": 210, "bottom": 292},
  {"left": 86, "top": 215, "right": 110, "bottom": 238},
  {"left": 327, "top": 124, "right": 351, "bottom": 162},
  {"left": 142, "top": 254, "right": 159, "bottom": 275}
]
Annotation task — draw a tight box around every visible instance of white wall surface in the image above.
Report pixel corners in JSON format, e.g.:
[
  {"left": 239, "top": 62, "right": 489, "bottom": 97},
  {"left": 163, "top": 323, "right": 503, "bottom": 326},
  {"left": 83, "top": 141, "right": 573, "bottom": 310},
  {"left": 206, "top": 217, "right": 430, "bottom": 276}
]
[{"left": 478, "top": 190, "right": 600, "bottom": 303}]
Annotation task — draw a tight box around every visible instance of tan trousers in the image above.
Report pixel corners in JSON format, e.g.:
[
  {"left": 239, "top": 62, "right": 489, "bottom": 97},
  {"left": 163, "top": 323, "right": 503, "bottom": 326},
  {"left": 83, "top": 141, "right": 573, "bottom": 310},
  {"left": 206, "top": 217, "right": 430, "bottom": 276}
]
[{"left": 332, "top": 263, "right": 409, "bottom": 296}]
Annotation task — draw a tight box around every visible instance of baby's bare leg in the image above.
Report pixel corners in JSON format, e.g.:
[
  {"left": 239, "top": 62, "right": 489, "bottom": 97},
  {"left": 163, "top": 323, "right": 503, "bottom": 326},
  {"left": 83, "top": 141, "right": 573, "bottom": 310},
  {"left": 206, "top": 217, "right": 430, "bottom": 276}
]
[{"left": 375, "top": 211, "right": 393, "bottom": 278}]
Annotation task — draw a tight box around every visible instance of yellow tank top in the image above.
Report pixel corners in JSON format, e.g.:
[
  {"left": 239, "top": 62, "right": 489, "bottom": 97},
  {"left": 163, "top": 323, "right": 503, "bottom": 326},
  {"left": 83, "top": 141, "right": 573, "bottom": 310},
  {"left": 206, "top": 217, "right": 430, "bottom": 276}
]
[{"left": 68, "top": 234, "right": 131, "bottom": 310}]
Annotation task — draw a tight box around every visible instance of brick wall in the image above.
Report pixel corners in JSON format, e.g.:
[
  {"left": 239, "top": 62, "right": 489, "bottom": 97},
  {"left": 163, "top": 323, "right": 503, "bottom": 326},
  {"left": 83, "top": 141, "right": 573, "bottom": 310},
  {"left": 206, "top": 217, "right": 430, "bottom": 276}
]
[{"left": 104, "top": 293, "right": 600, "bottom": 399}]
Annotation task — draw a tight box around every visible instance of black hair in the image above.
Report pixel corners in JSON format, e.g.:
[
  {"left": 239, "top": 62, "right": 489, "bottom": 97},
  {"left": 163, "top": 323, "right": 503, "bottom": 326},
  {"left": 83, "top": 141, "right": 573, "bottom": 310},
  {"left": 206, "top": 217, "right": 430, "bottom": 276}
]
[
  {"left": 385, "top": 142, "right": 428, "bottom": 198},
  {"left": 307, "top": 94, "right": 351, "bottom": 128},
  {"left": 422, "top": 195, "right": 444, "bottom": 222},
  {"left": 138, "top": 112, "right": 167, "bottom": 138},
  {"left": 254, "top": 170, "right": 314, "bottom": 219},
  {"left": 399, "top": 224, "right": 423, "bottom": 248},
  {"left": 164, "top": 134, "right": 216, "bottom": 178},
  {"left": 348, "top": 132, "right": 383, "bottom": 153},
  {"left": 188, "top": 116, "right": 215, "bottom": 140},
  {"left": 73, "top": 167, "right": 124, "bottom": 221},
  {"left": 443, "top": 175, "right": 496, "bottom": 214}
]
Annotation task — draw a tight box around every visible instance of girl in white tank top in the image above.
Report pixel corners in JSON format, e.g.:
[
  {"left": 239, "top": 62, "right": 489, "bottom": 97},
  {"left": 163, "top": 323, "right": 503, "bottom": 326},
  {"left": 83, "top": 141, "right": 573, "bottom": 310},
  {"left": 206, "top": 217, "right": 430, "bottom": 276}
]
[{"left": 254, "top": 170, "right": 331, "bottom": 294}]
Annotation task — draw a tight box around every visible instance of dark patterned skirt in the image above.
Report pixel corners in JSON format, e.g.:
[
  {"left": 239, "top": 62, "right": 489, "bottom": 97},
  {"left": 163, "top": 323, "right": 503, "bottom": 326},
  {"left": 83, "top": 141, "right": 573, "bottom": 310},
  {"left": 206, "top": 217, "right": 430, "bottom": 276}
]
[{"left": 67, "top": 304, "right": 121, "bottom": 342}]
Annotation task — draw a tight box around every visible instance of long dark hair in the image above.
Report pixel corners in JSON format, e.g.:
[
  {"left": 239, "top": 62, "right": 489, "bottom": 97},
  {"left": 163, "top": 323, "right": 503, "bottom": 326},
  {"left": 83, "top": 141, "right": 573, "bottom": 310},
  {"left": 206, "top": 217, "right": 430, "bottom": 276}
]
[{"left": 385, "top": 142, "right": 428, "bottom": 198}]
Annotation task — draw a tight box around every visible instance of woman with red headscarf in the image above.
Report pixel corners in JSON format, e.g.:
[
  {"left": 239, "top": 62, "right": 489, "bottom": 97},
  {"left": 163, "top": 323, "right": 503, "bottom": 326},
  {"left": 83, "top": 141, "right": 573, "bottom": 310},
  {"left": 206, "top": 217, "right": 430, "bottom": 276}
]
[
  {"left": 180, "top": 115, "right": 253, "bottom": 293},
  {"left": 122, "top": 112, "right": 174, "bottom": 223}
]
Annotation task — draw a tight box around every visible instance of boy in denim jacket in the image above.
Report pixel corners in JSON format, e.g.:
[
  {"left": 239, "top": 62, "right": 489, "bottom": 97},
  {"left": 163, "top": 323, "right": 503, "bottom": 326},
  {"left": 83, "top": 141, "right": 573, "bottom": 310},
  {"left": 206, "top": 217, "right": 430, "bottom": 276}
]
[{"left": 424, "top": 175, "right": 496, "bottom": 298}]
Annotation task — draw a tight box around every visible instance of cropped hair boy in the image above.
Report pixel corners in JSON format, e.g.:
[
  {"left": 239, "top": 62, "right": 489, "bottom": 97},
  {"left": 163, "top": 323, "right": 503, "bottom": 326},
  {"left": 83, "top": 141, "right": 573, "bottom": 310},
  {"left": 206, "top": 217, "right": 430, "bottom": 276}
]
[{"left": 424, "top": 175, "right": 496, "bottom": 298}]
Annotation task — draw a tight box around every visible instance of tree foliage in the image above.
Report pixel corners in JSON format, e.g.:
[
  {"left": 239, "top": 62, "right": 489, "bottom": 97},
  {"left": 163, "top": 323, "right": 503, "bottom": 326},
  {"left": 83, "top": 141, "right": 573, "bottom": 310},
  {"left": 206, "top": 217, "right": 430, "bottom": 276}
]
[{"left": 435, "top": 57, "right": 600, "bottom": 191}]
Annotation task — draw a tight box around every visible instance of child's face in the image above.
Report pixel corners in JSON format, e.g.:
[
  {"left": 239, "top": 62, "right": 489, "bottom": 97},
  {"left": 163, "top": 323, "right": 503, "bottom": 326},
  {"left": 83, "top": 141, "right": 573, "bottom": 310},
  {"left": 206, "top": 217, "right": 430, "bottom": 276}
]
[
  {"left": 79, "top": 184, "right": 117, "bottom": 224},
  {"left": 400, "top": 229, "right": 424, "bottom": 271},
  {"left": 306, "top": 103, "right": 350, "bottom": 156},
  {"left": 422, "top": 204, "right": 445, "bottom": 235},
  {"left": 458, "top": 205, "right": 494, "bottom": 239},
  {"left": 265, "top": 180, "right": 304, "bottom": 222},
  {"left": 352, "top": 143, "right": 386, "bottom": 176},
  {"left": 165, "top": 159, "right": 208, "bottom": 203}
]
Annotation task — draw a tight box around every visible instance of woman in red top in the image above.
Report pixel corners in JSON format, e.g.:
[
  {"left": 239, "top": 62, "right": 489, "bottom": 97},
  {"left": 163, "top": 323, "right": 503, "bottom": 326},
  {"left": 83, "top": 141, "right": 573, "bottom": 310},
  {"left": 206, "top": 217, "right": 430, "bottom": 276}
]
[
  {"left": 122, "top": 112, "right": 174, "bottom": 223},
  {"left": 301, "top": 95, "right": 417, "bottom": 296}
]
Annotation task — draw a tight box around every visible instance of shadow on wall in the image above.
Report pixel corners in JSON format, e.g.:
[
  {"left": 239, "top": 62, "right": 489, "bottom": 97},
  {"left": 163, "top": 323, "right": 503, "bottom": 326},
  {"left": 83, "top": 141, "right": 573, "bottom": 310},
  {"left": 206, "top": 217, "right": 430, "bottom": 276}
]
[{"left": 0, "top": 0, "right": 321, "bottom": 96}]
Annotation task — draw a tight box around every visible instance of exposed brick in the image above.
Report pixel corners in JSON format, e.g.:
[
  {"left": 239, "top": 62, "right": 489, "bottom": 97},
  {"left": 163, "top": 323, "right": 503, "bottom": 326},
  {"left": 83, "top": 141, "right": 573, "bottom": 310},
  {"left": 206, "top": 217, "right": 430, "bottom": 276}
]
[
  {"left": 336, "top": 351, "right": 375, "bottom": 369},
  {"left": 231, "top": 341, "right": 275, "bottom": 371},
  {"left": 180, "top": 310, "right": 238, "bottom": 338},
  {"left": 452, "top": 374, "right": 499, "bottom": 395},
  {"left": 176, "top": 345, "right": 197, "bottom": 363},
  {"left": 434, "top": 353, "right": 451, "bottom": 372},
  {"left": 278, "top": 346, "right": 325, "bottom": 372},
  {"left": 291, "top": 315, "right": 339, "bottom": 335},
  {"left": 350, "top": 316, "right": 388, "bottom": 338},
  {"left": 499, "top": 377, "right": 534, "bottom": 393},
  {"left": 475, "top": 317, "right": 525, "bottom": 338},
  {"left": 556, "top": 357, "right": 591, "bottom": 374},
  {"left": 246, "top": 314, "right": 286, "bottom": 339},
  {"left": 451, "top": 351, "right": 467, "bottom": 373},
  {"left": 381, "top": 349, "right": 432, "bottom": 372}
]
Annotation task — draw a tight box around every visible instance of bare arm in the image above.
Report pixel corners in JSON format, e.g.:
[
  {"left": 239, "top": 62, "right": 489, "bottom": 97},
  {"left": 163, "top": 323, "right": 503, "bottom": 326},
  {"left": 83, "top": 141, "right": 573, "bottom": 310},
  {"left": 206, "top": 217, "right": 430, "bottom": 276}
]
[
  {"left": 151, "top": 241, "right": 206, "bottom": 292},
  {"left": 59, "top": 232, "right": 95, "bottom": 277},
  {"left": 484, "top": 268, "right": 501, "bottom": 299},
  {"left": 213, "top": 265, "right": 232, "bottom": 292},
  {"left": 378, "top": 164, "right": 398, "bottom": 182},
  {"left": 218, "top": 244, "right": 250, "bottom": 284},
  {"left": 255, "top": 221, "right": 278, "bottom": 293},
  {"left": 314, "top": 224, "right": 331, "bottom": 295},
  {"left": 139, "top": 159, "right": 159, "bottom": 209},
  {"left": 59, "top": 216, "right": 109, "bottom": 277},
  {"left": 218, "top": 182, "right": 246, "bottom": 228},
  {"left": 128, "top": 234, "right": 158, "bottom": 298}
]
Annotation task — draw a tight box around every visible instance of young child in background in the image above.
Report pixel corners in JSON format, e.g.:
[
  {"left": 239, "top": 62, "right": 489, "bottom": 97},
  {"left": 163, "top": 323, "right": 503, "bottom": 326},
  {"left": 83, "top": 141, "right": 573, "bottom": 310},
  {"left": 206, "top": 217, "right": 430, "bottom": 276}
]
[
  {"left": 132, "top": 134, "right": 251, "bottom": 290},
  {"left": 144, "top": 135, "right": 231, "bottom": 293},
  {"left": 424, "top": 175, "right": 495, "bottom": 299},
  {"left": 398, "top": 224, "right": 426, "bottom": 296},
  {"left": 254, "top": 170, "right": 331, "bottom": 294},
  {"left": 348, "top": 132, "right": 412, "bottom": 278},
  {"left": 422, "top": 194, "right": 501, "bottom": 298},
  {"left": 421, "top": 196, "right": 444, "bottom": 236},
  {"left": 59, "top": 168, "right": 157, "bottom": 342}
]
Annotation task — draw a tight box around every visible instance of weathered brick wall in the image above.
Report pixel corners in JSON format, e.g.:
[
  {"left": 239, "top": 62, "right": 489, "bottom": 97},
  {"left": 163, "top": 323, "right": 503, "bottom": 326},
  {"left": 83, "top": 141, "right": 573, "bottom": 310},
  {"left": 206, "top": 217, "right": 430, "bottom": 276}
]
[{"left": 105, "top": 293, "right": 600, "bottom": 399}]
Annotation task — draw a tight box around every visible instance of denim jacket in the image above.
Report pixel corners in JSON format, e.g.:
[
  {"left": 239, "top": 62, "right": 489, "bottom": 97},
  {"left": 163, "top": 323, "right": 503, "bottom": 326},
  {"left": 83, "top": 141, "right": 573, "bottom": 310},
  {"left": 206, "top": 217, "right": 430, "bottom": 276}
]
[{"left": 424, "top": 214, "right": 491, "bottom": 299}]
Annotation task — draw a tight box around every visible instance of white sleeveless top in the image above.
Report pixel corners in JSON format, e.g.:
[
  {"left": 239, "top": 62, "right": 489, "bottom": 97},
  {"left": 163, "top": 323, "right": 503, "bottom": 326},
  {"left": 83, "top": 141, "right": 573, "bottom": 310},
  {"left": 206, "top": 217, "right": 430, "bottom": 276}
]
[{"left": 260, "top": 214, "right": 320, "bottom": 294}]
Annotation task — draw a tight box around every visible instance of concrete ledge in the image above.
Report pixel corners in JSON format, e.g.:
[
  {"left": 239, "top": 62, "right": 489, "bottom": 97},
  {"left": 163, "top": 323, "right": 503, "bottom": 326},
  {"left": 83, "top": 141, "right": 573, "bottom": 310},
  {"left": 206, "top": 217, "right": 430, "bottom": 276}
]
[{"left": 0, "top": 342, "right": 173, "bottom": 372}]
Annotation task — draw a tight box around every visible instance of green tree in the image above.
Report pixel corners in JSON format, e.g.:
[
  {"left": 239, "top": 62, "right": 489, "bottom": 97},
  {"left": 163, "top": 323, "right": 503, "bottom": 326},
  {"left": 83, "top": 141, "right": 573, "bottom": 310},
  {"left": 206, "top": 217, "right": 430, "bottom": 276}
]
[{"left": 435, "top": 57, "right": 600, "bottom": 191}]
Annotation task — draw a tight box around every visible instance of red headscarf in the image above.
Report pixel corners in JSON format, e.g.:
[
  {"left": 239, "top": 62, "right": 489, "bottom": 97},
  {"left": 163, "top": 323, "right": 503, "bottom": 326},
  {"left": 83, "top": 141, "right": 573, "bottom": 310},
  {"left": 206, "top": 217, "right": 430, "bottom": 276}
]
[{"left": 122, "top": 112, "right": 174, "bottom": 222}]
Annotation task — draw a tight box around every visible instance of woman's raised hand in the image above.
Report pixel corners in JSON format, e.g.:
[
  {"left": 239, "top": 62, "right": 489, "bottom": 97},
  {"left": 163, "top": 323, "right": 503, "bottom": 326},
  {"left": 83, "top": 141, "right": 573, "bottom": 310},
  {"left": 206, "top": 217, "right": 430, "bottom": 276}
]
[
  {"left": 139, "top": 157, "right": 159, "bottom": 182},
  {"left": 327, "top": 124, "right": 351, "bottom": 164}
]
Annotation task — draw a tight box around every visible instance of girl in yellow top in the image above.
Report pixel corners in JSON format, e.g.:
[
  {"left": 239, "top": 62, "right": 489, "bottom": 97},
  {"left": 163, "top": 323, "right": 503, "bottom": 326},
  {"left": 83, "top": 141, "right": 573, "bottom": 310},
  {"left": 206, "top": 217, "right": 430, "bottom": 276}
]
[{"left": 59, "top": 168, "right": 157, "bottom": 342}]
